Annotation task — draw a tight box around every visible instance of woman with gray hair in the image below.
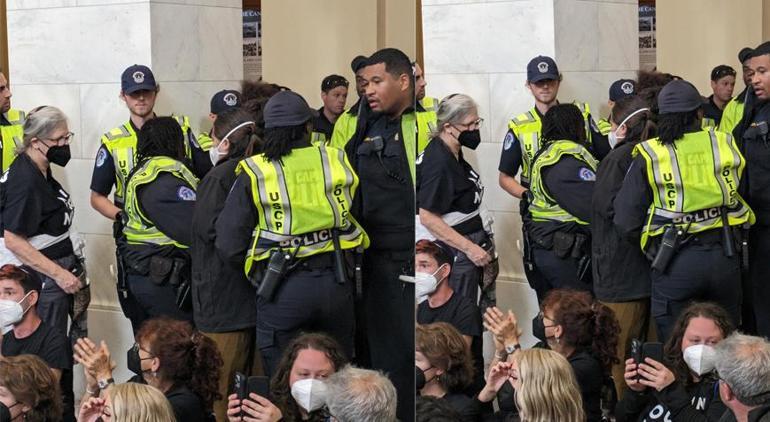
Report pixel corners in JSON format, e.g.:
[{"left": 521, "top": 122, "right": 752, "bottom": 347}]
[
  {"left": 0, "top": 105, "right": 81, "bottom": 337},
  {"left": 416, "top": 93, "right": 491, "bottom": 302}
]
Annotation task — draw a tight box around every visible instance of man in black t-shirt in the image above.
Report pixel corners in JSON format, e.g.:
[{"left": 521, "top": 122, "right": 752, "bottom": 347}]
[
  {"left": 0, "top": 264, "right": 73, "bottom": 421},
  {"left": 415, "top": 240, "right": 484, "bottom": 396}
]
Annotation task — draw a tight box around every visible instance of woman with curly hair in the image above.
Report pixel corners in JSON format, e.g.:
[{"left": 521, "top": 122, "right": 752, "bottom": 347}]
[
  {"left": 416, "top": 322, "right": 479, "bottom": 421},
  {"left": 615, "top": 302, "right": 733, "bottom": 421},
  {"left": 226, "top": 332, "right": 348, "bottom": 421},
  {"left": 480, "top": 348, "right": 584, "bottom": 422},
  {"left": 0, "top": 354, "right": 62, "bottom": 422}
]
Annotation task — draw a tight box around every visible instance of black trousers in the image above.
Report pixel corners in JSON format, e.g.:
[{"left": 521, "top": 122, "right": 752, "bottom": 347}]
[
  {"left": 256, "top": 266, "right": 355, "bottom": 378},
  {"left": 363, "top": 249, "right": 414, "bottom": 422},
  {"left": 749, "top": 225, "right": 770, "bottom": 337},
  {"left": 126, "top": 273, "right": 193, "bottom": 326},
  {"left": 651, "top": 241, "right": 741, "bottom": 342},
  {"left": 114, "top": 245, "right": 147, "bottom": 334},
  {"left": 532, "top": 248, "right": 592, "bottom": 296},
  {"left": 446, "top": 230, "right": 488, "bottom": 303}
]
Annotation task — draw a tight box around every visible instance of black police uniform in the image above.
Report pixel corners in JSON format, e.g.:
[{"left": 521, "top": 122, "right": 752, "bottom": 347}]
[
  {"left": 702, "top": 95, "right": 725, "bottom": 127},
  {"left": 215, "top": 171, "right": 355, "bottom": 377},
  {"left": 737, "top": 98, "right": 770, "bottom": 337},
  {"left": 190, "top": 157, "right": 257, "bottom": 333},
  {"left": 123, "top": 173, "right": 196, "bottom": 324},
  {"left": 417, "top": 137, "right": 487, "bottom": 302},
  {"left": 591, "top": 141, "right": 651, "bottom": 303},
  {"left": 346, "top": 110, "right": 415, "bottom": 422},
  {"left": 312, "top": 106, "right": 335, "bottom": 141},
  {"left": 529, "top": 156, "right": 595, "bottom": 294},
  {"left": 613, "top": 156, "right": 741, "bottom": 341}
]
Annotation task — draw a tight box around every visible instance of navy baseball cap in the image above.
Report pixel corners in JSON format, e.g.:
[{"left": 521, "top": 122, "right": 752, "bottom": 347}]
[
  {"left": 210, "top": 89, "right": 241, "bottom": 114},
  {"left": 121, "top": 65, "right": 157, "bottom": 94},
  {"left": 264, "top": 91, "right": 313, "bottom": 129},
  {"left": 609, "top": 79, "right": 636, "bottom": 101},
  {"left": 658, "top": 80, "right": 702, "bottom": 114},
  {"left": 527, "top": 56, "right": 560, "bottom": 83}
]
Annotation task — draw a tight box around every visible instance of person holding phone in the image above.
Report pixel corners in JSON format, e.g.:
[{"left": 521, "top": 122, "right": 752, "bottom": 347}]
[
  {"left": 416, "top": 93, "right": 491, "bottom": 303},
  {"left": 615, "top": 302, "right": 734, "bottom": 421}
]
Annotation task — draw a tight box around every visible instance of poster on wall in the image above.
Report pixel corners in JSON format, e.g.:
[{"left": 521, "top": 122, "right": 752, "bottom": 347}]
[
  {"left": 639, "top": 4, "right": 656, "bottom": 71},
  {"left": 243, "top": 9, "right": 262, "bottom": 81}
]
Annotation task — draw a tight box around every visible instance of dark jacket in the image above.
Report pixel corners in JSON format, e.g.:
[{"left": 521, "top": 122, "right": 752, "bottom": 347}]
[
  {"left": 719, "top": 402, "right": 770, "bottom": 422},
  {"left": 591, "top": 140, "right": 651, "bottom": 302},
  {"left": 191, "top": 158, "right": 257, "bottom": 332},
  {"left": 615, "top": 376, "right": 726, "bottom": 422}
]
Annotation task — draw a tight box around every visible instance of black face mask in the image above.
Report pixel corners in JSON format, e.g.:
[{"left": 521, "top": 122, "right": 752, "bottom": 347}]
[
  {"left": 457, "top": 129, "right": 481, "bottom": 150},
  {"left": 0, "top": 402, "right": 19, "bottom": 422},
  {"left": 532, "top": 314, "right": 550, "bottom": 343},
  {"left": 127, "top": 344, "right": 144, "bottom": 377},
  {"left": 46, "top": 145, "right": 71, "bottom": 167},
  {"left": 415, "top": 365, "right": 434, "bottom": 392}
]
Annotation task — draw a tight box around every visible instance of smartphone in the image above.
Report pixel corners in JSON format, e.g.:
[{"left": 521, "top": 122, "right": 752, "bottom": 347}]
[
  {"left": 630, "top": 339, "right": 643, "bottom": 382},
  {"left": 248, "top": 376, "right": 270, "bottom": 398},
  {"left": 642, "top": 342, "right": 664, "bottom": 363},
  {"left": 233, "top": 372, "right": 248, "bottom": 400}
]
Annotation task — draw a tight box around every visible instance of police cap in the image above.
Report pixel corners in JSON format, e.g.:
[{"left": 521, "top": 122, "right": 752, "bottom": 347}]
[
  {"left": 210, "top": 89, "right": 242, "bottom": 115},
  {"left": 609, "top": 79, "right": 636, "bottom": 101},
  {"left": 121, "top": 64, "right": 157, "bottom": 94},
  {"left": 527, "top": 56, "right": 560, "bottom": 83}
]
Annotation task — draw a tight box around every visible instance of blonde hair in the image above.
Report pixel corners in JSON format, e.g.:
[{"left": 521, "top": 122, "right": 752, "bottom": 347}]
[
  {"left": 109, "top": 383, "right": 176, "bottom": 422},
  {"left": 514, "top": 349, "right": 584, "bottom": 422}
]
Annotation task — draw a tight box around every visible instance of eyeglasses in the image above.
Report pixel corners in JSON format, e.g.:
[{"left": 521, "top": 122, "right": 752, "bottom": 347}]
[
  {"left": 44, "top": 132, "right": 74, "bottom": 146},
  {"left": 456, "top": 118, "right": 484, "bottom": 129}
]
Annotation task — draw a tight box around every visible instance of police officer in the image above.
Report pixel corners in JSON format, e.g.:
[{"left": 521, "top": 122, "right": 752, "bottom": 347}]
[
  {"left": 702, "top": 65, "right": 737, "bottom": 129},
  {"left": 720, "top": 47, "right": 755, "bottom": 135},
  {"left": 197, "top": 89, "right": 242, "bottom": 151},
  {"left": 596, "top": 79, "right": 636, "bottom": 136},
  {"left": 215, "top": 91, "right": 367, "bottom": 377},
  {"left": 120, "top": 116, "right": 198, "bottom": 324},
  {"left": 0, "top": 68, "right": 25, "bottom": 172},
  {"left": 313, "top": 74, "right": 349, "bottom": 144},
  {"left": 736, "top": 41, "right": 770, "bottom": 337},
  {"left": 498, "top": 55, "right": 605, "bottom": 302},
  {"left": 526, "top": 103, "right": 597, "bottom": 294},
  {"left": 414, "top": 62, "right": 438, "bottom": 153},
  {"left": 89, "top": 64, "right": 210, "bottom": 332},
  {"left": 346, "top": 48, "right": 416, "bottom": 422},
  {"left": 614, "top": 80, "right": 754, "bottom": 341},
  {"left": 330, "top": 55, "right": 369, "bottom": 149}
]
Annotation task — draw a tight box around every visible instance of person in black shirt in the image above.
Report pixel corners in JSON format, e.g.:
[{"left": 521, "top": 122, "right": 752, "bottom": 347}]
[
  {"left": 591, "top": 96, "right": 656, "bottom": 397},
  {"left": 417, "top": 93, "right": 491, "bottom": 302},
  {"left": 703, "top": 65, "right": 737, "bottom": 128},
  {"left": 313, "top": 75, "right": 349, "bottom": 141},
  {"left": 0, "top": 264, "right": 74, "bottom": 421},
  {"left": 615, "top": 302, "right": 732, "bottom": 422},
  {"left": 415, "top": 240, "right": 484, "bottom": 397},
  {"left": 191, "top": 108, "right": 260, "bottom": 421},
  {"left": 416, "top": 322, "right": 481, "bottom": 422}
]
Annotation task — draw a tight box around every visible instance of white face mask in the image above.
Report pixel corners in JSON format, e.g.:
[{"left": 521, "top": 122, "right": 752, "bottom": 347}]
[
  {"left": 608, "top": 107, "right": 649, "bottom": 149},
  {"left": 683, "top": 344, "right": 717, "bottom": 376},
  {"left": 290, "top": 378, "right": 328, "bottom": 413},
  {"left": 0, "top": 292, "right": 31, "bottom": 334},
  {"left": 210, "top": 121, "right": 255, "bottom": 165},
  {"left": 415, "top": 264, "right": 446, "bottom": 303}
]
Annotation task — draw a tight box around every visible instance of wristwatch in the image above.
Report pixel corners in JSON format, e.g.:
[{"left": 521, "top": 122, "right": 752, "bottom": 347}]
[
  {"left": 97, "top": 378, "right": 115, "bottom": 390},
  {"left": 505, "top": 343, "right": 521, "bottom": 355}
]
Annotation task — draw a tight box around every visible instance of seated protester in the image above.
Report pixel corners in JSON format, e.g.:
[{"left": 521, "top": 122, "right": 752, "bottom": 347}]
[
  {"left": 715, "top": 333, "right": 770, "bottom": 422},
  {"left": 74, "top": 317, "right": 223, "bottom": 422},
  {"left": 416, "top": 396, "right": 463, "bottom": 422},
  {"left": 79, "top": 382, "right": 176, "bottom": 422},
  {"left": 0, "top": 264, "right": 74, "bottom": 421},
  {"left": 120, "top": 116, "right": 198, "bottom": 323},
  {"left": 325, "top": 366, "right": 397, "bottom": 422},
  {"left": 485, "top": 289, "right": 619, "bottom": 422},
  {"left": 416, "top": 322, "right": 480, "bottom": 422},
  {"left": 478, "top": 348, "right": 585, "bottom": 422},
  {"left": 226, "top": 333, "right": 348, "bottom": 422},
  {"left": 415, "top": 239, "right": 484, "bottom": 396},
  {"left": 615, "top": 302, "right": 733, "bottom": 422},
  {"left": 0, "top": 354, "right": 62, "bottom": 422}
]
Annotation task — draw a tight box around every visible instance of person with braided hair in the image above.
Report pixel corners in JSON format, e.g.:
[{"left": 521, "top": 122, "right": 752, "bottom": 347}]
[
  {"left": 120, "top": 116, "right": 199, "bottom": 324},
  {"left": 526, "top": 103, "right": 598, "bottom": 294}
]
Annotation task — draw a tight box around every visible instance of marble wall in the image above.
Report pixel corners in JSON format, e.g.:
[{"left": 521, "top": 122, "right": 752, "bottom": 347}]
[
  {"left": 422, "top": 0, "right": 638, "bottom": 349},
  {"left": 7, "top": 0, "right": 242, "bottom": 386}
]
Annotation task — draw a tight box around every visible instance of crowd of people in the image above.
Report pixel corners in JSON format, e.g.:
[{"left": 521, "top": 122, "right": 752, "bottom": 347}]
[{"left": 0, "top": 29, "right": 769, "bottom": 421}]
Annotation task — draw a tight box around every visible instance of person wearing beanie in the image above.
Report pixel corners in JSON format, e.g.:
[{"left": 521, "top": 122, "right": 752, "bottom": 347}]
[
  {"left": 613, "top": 79, "right": 754, "bottom": 340},
  {"left": 215, "top": 90, "right": 368, "bottom": 377}
]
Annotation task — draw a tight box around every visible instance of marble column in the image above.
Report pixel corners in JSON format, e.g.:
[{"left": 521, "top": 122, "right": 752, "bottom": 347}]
[
  {"left": 7, "top": 0, "right": 242, "bottom": 384},
  {"left": 422, "top": 0, "right": 638, "bottom": 347}
]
